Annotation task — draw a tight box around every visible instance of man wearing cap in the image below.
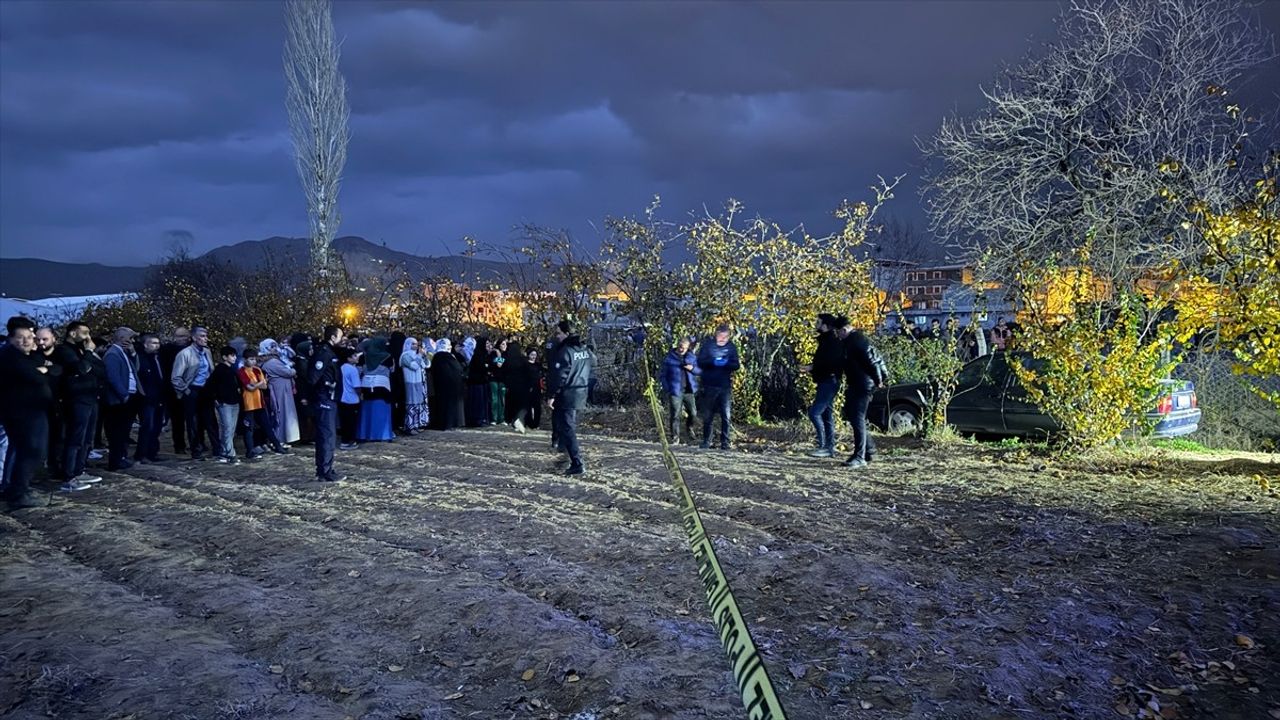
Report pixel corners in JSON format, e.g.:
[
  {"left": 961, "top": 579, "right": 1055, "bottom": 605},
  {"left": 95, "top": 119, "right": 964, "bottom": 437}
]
[
  {"left": 547, "top": 319, "right": 594, "bottom": 476},
  {"left": 103, "top": 326, "right": 141, "bottom": 471}
]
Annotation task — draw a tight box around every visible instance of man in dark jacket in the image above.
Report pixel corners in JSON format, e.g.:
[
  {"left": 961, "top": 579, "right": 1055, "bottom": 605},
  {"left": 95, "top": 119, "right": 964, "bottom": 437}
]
[
  {"left": 661, "top": 337, "right": 701, "bottom": 445},
  {"left": 103, "top": 327, "right": 141, "bottom": 471},
  {"left": 800, "top": 314, "right": 844, "bottom": 458},
  {"left": 35, "top": 327, "right": 65, "bottom": 479},
  {"left": 159, "top": 327, "right": 191, "bottom": 454},
  {"left": 697, "top": 324, "right": 740, "bottom": 450},
  {"left": 307, "top": 325, "right": 344, "bottom": 482},
  {"left": 1, "top": 316, "right": 64, "bottom": 510},
  {"left": 135, "top": 333, "right": 166, "bottom": 463},
  {"left": 547, "top": 320, "right": 593, "bottom": 475},
  {"left": 836, "top": 316, "right": 881, "bottom": 468},
  {"left": 54, "top": 322, "right": 103, "bottom": 487}
]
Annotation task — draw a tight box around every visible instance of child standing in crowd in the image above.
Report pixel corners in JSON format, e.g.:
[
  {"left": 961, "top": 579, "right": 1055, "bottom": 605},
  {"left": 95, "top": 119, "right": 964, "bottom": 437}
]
[
  {"left": 210, "top": 346, "right": 242, "bottom": 464},
  {"left": 238, "top": 349, "right": 287, "bottom": 459},
  {"left": 339, "top": 349, "right": 362, "bottom": 449}
]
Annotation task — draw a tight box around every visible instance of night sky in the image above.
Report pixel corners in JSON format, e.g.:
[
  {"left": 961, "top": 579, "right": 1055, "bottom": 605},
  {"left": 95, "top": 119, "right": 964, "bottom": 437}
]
[{"left": 2, "top": 1, "right": 1277, "bottom": 266}]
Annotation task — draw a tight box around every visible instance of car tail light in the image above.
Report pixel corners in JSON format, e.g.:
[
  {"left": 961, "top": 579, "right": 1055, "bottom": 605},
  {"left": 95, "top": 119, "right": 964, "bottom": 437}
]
[
  {"left": 1157, "top": 396, "right": 1172, "bottom": 415},
  {"left": 1190, "top": 391, "right": 1198, "bottom": 408}
]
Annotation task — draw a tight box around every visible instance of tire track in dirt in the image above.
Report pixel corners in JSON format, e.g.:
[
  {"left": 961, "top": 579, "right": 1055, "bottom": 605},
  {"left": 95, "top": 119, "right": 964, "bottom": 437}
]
[
  {"left": 0, "top": 515, "right": 351, "bottom": 720},
  {"left": 115, "top": 459, "right": 783, "bottom": 718},
  {"left": 13, "top": 486, "right": 686, "bottom": 719},
  {"left": 42, "top": 466, "right": 757, "bottom": 719}
]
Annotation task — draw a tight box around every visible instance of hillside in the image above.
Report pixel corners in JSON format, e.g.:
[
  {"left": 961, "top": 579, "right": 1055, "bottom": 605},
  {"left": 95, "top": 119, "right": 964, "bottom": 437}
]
[{"left": 0, "top": 237, "right": 520, "bottom": 299}]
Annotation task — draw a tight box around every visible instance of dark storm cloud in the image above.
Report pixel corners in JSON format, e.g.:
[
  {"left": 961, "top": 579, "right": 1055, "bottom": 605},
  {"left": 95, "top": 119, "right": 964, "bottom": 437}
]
[{"left": 1, "top": 0, "right": 1275, "bottom": 266}]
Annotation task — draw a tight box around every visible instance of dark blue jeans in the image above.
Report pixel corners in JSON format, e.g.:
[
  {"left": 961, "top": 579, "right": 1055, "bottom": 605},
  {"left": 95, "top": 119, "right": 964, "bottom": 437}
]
[
  {"left": 135, "top": 401, "right": 164, "bottom": 461},
  {"left": 552, "top": 404, "right": 581, "bottom": 466},
  {"left": 845, "top": 390, "right": 872, "bottom": 461},
  {"left": 808, "top": 377, "right": 839, "bottom": 451},
  {"left": 313, "top": 399, "right": 338, "bottom": 480},
  {"left": 701, "top": 386, "right": 731, "bottom": 447}
]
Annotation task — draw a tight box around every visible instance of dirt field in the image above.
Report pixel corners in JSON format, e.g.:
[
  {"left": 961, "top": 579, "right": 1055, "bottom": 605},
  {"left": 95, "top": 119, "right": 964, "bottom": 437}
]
[{"left": 1, "top": 419, "right": 1277, "bottom": 720}]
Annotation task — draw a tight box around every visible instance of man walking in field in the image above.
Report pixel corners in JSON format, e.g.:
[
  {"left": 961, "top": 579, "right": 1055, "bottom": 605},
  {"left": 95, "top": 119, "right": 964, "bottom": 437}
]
[
  {"left": 547, "top": 320, "right": 593, "bottom": 476},
  {"left": 799, "top": 313, "right": 844, "bottom": 458},
  {"left": 661, "top": 337, "right": 700, "bottom": 445},
  {"left": 836, "top": 316, "right": 882, "bottom": 468},
  {"left": 697, "top": 324, "right": 739, "bottom": 450}
]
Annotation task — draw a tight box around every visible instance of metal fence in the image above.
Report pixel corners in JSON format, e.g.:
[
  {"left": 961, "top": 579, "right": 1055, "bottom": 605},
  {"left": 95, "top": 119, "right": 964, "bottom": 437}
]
[{"left": 1172, "top": 351, "right": 1280, "bottom": 451}]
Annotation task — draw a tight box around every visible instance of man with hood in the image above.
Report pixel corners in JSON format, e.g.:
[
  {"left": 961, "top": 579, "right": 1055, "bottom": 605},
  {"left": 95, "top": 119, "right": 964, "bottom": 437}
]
[
  {"left": 799, "top": 313, "right": 845, "bottom": 458},
  {"left": 547, "top": 320, "right": 593, "bottom": 475}
]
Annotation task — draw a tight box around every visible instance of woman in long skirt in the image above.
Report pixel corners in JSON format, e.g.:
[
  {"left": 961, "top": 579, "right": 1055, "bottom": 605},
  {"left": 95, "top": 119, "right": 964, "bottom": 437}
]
[
  {"left": 400, "top": 337, "right": 430, "bottom": 434},
  {"left": 359, "top": 337, "right": 396, "bottom": 442},
  {"left": 503, "top": 340, "right": 531, "bottom": 431},
  {"left": 260, "top": 339, "right": 300, "bottom": 446},
  {"left": 429, "top": 339, "right": 465, "bottom": 430},
  {"left": 465, "top": 336, "right": 492, "bottom": 427}
]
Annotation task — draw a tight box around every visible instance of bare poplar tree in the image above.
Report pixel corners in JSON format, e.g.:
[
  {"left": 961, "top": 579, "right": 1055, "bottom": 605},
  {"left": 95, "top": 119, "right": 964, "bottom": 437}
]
[
  {"left": 284, "top": 0, "right": 350, "bottom": 277},
  {"left": 923, "top": 0, "right": 1273, "bottom": 298}
]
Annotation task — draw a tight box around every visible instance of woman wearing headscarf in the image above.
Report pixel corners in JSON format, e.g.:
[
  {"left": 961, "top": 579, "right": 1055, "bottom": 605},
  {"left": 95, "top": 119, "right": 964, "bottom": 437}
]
[
  {"left": 389, "top": 331, "right": 407, "bottom": 435},
  {"left": 428, "top": 338, "right": 464, "bottom": 430},
  {"left": 502, "top": 339, "right": 532, "bottom": 432},
  {"left": 400, "top": 337, "right": 430, "bottom": 434},
  {"left": 465, "top": 336, "right": 492, "bottom": 427},
  {"left": 358, "top": 337, "right": 395, "bottom": 442},
  {"left": 260, "top": 338, "right": 301, "bottom": 446},
  {"left": 488, "top": 337, "right": 509, "bottom": 426},
  {"left": 460, "top": 336, "right": 476, "bottom": 363},
  {"left": 288, "top": 332, "right": 316, "bottom": 443}
]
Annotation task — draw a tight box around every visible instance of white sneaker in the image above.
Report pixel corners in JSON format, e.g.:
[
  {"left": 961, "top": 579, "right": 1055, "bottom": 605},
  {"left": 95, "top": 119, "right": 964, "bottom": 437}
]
[
  {"left": 87, "top": 450, "right": 104, "bottom": 460},
  {"left": 807, "top": 448, "right": 834, "bottom": 458},
  {"left": 513, "top": 419, "right": 526, "bottom": 434},
  {"left": 60, "top": 480, "right": 92, "bottom": 492},
  {"left": 74, "top": 474, "right": 103, "bottom": 484}
]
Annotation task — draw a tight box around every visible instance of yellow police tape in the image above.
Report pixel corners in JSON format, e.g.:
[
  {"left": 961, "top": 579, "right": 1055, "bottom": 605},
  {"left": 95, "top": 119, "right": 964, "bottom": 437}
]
[{"left": 641, "top": 354, "right": 789, "bottom": 720}]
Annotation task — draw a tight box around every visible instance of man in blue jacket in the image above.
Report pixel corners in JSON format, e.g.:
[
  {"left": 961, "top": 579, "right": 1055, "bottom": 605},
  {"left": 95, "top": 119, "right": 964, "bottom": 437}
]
[
  {"left": 661, "top": 337, "right": 701, "bottom": 445},
  {"left": 103, "top": 326, "right": 140, "bottom": 471},
  {"left": 697, "top": 324, "right": 739, "bottom": 450}
]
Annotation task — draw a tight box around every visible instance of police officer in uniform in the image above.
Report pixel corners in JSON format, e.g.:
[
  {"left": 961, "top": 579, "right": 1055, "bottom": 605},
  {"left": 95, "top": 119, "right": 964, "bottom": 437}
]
[
  {"left": 547, "top": 320, "right": 594, "bottom": 476},
  {"left": 307, "top": 324, "right": 344, "bottom": 482}
]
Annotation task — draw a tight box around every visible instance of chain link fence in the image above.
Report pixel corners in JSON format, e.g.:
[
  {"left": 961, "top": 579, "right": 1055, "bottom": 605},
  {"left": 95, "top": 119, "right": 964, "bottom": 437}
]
[{"left": 1173, "top": 351, "right": 1280, "bottom": 452}]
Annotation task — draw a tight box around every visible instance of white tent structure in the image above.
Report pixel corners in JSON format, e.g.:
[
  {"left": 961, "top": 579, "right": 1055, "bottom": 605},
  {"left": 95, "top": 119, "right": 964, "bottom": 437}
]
[{"left": 0, "top": 294, "right": 133, "bottom": 326}]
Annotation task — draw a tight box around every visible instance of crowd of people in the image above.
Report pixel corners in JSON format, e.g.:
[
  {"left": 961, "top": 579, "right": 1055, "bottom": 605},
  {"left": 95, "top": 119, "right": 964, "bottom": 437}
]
[
  {"left": 0, "top": 315, "right": 599, "bottom": 512},
  {"left": 896, "top": 315, "right": 1018, "bottom": 362},
  {"left": 1, "top": 309, "right": 894, "bottom": 513}
]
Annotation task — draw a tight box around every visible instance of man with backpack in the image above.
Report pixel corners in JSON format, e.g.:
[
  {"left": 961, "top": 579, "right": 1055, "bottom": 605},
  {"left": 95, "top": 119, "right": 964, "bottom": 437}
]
[{"left": 836, "top": 316, "right": 886, "bottom": 468}]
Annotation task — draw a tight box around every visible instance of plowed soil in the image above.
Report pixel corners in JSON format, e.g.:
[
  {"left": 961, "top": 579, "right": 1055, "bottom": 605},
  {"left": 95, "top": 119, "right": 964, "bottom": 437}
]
[{"left": 2, "top": 422, "right": 1277, "bottom": 720}]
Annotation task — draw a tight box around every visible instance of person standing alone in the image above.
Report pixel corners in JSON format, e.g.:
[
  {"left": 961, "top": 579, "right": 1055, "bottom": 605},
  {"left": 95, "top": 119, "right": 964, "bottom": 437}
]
[{"left": 547, "top": 320, "right": 594, "bottom": 476}]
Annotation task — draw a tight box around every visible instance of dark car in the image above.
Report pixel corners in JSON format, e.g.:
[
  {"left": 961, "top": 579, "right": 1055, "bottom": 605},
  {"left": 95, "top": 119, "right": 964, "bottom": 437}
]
[{"left": 868, "top": 352, "right": 1202, "bottom": 439}]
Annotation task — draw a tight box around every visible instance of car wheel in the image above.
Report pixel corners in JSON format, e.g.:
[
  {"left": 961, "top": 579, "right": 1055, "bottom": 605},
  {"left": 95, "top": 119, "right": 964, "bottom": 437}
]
[{"left": 887, "top": 404, "right": 922, "bottom": 435}]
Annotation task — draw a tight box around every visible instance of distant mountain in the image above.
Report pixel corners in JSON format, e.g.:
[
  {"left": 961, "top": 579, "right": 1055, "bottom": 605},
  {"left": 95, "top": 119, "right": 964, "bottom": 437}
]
[
  {"left": 0, "top": 259, "right": 150, "bottom": 300},
  {"left": 0, "top": 236, "right": 523, "bottom": 300}
]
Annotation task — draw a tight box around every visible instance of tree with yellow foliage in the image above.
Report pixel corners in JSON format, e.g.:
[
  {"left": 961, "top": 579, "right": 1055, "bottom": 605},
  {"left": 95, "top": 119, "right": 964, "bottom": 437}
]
[{"left": 1174, "top": 173, "right": 1280, "bottom": 407}]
